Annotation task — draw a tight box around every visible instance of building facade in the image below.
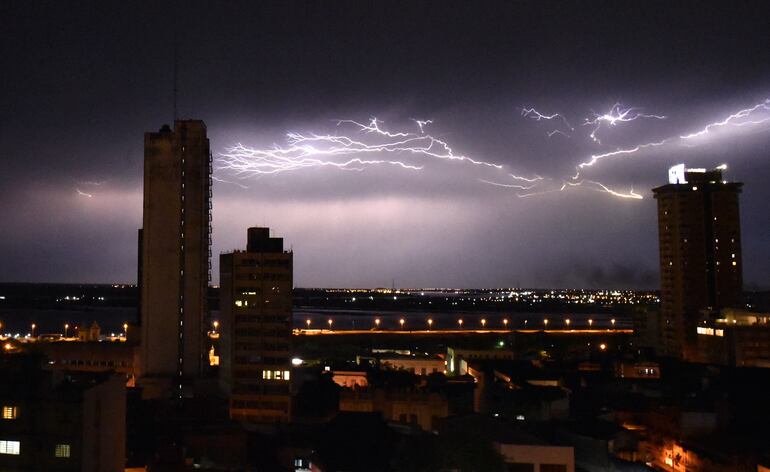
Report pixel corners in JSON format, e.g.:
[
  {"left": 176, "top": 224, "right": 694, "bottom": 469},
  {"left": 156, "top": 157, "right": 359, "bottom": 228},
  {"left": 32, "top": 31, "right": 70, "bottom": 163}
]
[
  {"left": 220, "top": 227, "right": 293, "bottom": 423},
  {"left": 0, "top": 355, "right": 125, "bottom": 472},
  {"left": 653, "top": 164, "right": 743, "bottom": 359},
  {"left": 139, "top": 120, "right": 212, "bottom": 398}
]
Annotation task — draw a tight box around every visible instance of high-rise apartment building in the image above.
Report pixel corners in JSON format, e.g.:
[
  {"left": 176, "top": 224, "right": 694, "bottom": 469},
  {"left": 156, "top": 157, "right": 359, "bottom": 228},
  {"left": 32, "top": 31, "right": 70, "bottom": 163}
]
[
  {"left": 220, "top": 227, "right": 293, "bottom": 423},
  {"left": 139, "top": 120, "right": 212, "bottom": 398},
  {"left": 653, "top": 164, "right": 743, "bottom": 359}
]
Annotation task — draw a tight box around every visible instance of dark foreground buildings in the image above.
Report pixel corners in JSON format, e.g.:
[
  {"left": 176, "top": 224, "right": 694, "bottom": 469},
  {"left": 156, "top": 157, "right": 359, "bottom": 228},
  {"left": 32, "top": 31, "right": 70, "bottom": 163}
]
[
  {"left": 220, "top": 227, "right": 293, "bottom": 423},
  {"left": 139, "top": 120, "right": 213, "bottom": 399},
  {"left": 0, "top": 355, "right": 125, "bottom": 472},
  {"left": 653, "top": 164, "right": 743, "bottom": 360}
]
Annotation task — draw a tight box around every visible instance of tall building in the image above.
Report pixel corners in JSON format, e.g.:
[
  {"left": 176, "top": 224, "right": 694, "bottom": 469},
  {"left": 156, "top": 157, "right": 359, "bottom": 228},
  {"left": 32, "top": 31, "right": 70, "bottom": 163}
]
[
  {"left": 653, "top": 164, "right": 743, "bottom": 359},
  {"left": 139, "top": 120, "right": 212, "bottom": 398},
  {"left": 220, "top": 227, "right": 293, "bottom": 423}
]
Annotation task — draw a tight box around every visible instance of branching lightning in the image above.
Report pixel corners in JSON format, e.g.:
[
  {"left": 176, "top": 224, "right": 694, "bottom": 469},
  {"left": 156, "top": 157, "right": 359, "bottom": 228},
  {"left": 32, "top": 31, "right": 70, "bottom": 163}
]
[
  {"left": 76, "top": 188, "right": 93, "bottom": 198},
  {"left": 218, "top": 97, "right": 770, "bottom": 203},
  {"left": 521, "top": 107, "right": 574, "bottom": 133},
  {"left": 584, "top": 103, "right": 666, "bottom": 144},
  {"left": 217, "top": 118, "right": 505, "bottom": 181},
  {"left": 680, "top": 99, "right": 770, "bottom": 139},
  {"left": 412, "top": 119, "right": 433, "bottom": 134}
]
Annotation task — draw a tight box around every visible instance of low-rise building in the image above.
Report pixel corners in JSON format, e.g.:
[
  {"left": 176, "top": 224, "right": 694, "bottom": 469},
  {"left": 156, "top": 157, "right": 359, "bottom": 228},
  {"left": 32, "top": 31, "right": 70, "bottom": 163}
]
[
  {"left": 339, "top": 387, "right": 449, "bottom": 431},
  {"left": 380, "top": 356, "right": 445, "bottom": 375},
  {"left": 0, "top": 354, "right": 125, "bottom": 472},
  {"left": 697, "top": 309, "right": 770, "bottom": 367}
]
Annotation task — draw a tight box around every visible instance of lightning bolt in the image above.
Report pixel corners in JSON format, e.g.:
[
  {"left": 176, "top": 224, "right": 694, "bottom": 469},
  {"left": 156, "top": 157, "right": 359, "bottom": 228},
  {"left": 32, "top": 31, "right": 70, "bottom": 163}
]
[
  {"left": 217, "top": 118, "right": 504, "bottom": 181},
  {"left": 576, "top": 139, "right": 670, "bottom": 173},
  {"left": 76, "top": 188, "right": 93, "bottom": 198},
  {"left": 521, "top": 107, "right": 574, "bottom": 131},
  {"left": 680, "top": 99, "right": 770, "bottom": 139},
  {"left": 547, "top": 130, "right": 570, "bottom": 138},
  {"left": 584, "top": 103, "right": 666, "bottom": 144},
  {"left": 478, "top": 179, "right": 537, "bottom": 190},
  {"left": 412, "top": 119, "right": 433, "bottom": 134},
  {"left": 219, "top": 97, "right": 770, "bottom": 203},
  {"left": 516, "top": 180, "right": 641, "bottom": 199}
]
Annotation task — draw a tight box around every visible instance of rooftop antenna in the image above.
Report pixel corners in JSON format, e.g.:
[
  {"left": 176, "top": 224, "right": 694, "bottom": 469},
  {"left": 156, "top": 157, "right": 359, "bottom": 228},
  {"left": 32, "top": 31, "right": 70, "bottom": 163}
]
[{"left": 173, "top": 42, "right": 178, "bottom": 122}]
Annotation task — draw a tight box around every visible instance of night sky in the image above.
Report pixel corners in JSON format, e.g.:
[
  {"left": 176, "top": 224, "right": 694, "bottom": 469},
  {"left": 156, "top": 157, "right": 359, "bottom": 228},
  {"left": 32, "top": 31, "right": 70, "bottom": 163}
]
[{"left": 2, "top": 1, "right": 769, "bottom": 289}]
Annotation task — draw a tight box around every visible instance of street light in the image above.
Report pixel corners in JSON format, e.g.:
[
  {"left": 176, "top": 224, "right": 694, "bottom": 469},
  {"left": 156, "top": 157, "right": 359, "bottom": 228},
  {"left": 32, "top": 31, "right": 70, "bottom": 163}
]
[
  {"left": 306, "top": 319, "right": 311, "bottom": 330},
  {"left": 481, "top": 318, "right": 487, "bottom": 328},
  {"left": 374, "top": 318, "right": 381, "bottom": 329},
  {"left": 427, "top": 318, "right": 433, "bottom": 330},
  {"left": 611, "top": 318, "right": 616, "bottom": 329},
  {"left": 543, "top": 318, "right": 549, "bottom": 328},
  {"left": 565, "top": 318, "right": 571, "bottom": 328},
  {"left": 212, "top": 320, "right": 219, "bottom": 332},
  {"left": 458, "top": 319, "right": 464, "bottom": 328},
  {"left": 588, "top": 318, "right": 593, "bottom": 328},
  {"left": 31, "top": 323, "right": 36, "bottom": 338},
  {"left": 399, "top": 318, "right": 405, "bottom": 330},
  {"left": 123, "top": 323, "right": 129, "bottom": 337},
  {"left": 327, "top": 319, "right": 333, "bottom": 330},
  {"left": 503, "top": 318, "right": 509, "bottom": 329},
  {"left": 64, "top": 323, "right": 69, "bottom": 338}
]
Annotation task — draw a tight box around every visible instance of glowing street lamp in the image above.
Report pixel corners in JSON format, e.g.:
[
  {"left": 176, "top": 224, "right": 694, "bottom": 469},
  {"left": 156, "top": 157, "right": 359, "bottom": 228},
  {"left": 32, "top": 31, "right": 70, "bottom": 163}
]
[
  {"left": 611, "top": 318, "right": 616, "bottom": 329},
  {"left": 599, "top": 343, "right": 607, "bottom": 351},
  {"left": 588, "top": 318, "right": 593, "bottom": 328},
  {"left": 64, "top": 323, "right": 69, "bottom": 338},
  {"left": 458, "top": 319, "right": 464, "bottom": 328},
  {"left": 543, "top": 318, "right": 549, "bottom": 328},
  {"left": 327, "top": 319, "right": 333, "bottom": 330},
  {"left": 503, "top": 318, "right": 509, "bottom": 329},
  {"left": 374, "top": 318, "right": 381, "bottom": 329},
  {"left": 212, "top": 320, "right": 219, "bottom": 332},
  {"left": 306, "top": 319, "right": 311, "bottom": 330},
  {"left": 31, "top": 323, "right": 36, "bottom": 338},
  {"left": 565, "top": 318, "right": 571, "bottom": 328},
  {"left": 123, "top": 323, "right": 128, "bottom": 337},
  {"left": 399, "top": 318, "right": 405, "bottom": 330},
  {"left": 427, "top": 318, "right": 433, "bottom": 330},
  {"left": 481, "top": 318, "right": 487, "bottom": 328}
]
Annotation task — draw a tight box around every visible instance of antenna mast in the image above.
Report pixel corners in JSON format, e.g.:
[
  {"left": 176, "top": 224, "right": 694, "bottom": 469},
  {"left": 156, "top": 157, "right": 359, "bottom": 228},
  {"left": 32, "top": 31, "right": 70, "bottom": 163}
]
[{"left": 173, "top": 42, "right": 178, "bottom": 122}]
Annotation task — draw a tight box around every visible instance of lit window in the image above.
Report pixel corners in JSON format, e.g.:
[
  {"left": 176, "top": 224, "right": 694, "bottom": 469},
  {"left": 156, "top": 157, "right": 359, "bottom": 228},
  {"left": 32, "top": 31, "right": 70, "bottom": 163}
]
[
  {"left": 283, "top": 370, "right": 290, "bottom": 380},
  {"left": 55, "top": 444, "right": 71, "bottom": 458},
  {"left": 235, "top": 300, "right": 243, "bottom": 307},
  {"left": 2, "top": 406, "right": 16, "bottom": 420},
  {"left": 0, "top": 440, "right": 20, "bottom": 455}
]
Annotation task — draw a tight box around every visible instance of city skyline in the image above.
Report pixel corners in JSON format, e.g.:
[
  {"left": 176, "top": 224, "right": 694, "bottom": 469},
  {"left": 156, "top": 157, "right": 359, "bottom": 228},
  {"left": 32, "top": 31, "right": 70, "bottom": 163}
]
[{"left": 1, "top": 2, "right": 770, "bottom": 289}]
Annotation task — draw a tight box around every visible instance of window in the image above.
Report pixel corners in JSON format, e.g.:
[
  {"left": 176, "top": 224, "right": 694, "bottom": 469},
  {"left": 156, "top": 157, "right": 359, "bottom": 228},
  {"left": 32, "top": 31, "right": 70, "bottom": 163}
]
[
  {"left": 508, "top": 464, "right": 534, "bottom": 472},
  {"left": 2, "top": 406, "right": 16, "bottom": 420},
  {"left": 0, "top": 440, "right": 20, "bottom": 455},
  {"left": 540, "top": 465, "right": 567, "bottom": 472},
  {"left": 55, "top": 443, "right": 71, "bottom": 458}
]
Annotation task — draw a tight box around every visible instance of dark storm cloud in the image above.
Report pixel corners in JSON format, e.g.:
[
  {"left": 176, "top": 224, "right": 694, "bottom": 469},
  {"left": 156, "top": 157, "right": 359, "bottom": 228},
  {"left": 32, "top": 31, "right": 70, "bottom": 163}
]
[{"left": 1, "top": 1, "right": 769, "bottom": 288}]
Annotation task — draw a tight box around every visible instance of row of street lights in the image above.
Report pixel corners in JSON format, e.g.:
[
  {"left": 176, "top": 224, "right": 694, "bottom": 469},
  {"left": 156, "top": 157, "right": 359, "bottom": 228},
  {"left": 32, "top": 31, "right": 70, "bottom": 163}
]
[
  {"left": 304, "top": 317, "right": 617, "bottom": 330},
  {"left": 0, "top": 322, "right": 130, "bottom": 339}
]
